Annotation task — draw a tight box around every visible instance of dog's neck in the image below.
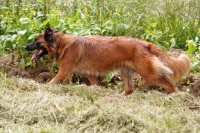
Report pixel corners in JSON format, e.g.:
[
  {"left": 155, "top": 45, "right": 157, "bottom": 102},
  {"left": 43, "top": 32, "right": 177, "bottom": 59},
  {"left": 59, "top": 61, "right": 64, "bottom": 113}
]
[
  {"left": 54, "top": 37, "right": 61, "bottom": 59},
  {"left": 47, "top": 36, "right": 62, "bottom": 59}
]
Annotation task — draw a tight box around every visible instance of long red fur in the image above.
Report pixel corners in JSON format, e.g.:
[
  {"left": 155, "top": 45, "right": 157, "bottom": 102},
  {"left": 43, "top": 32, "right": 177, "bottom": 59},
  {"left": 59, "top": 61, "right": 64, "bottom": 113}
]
[{"left": 35, "top": 30, "right": 190, "bottom": 95}]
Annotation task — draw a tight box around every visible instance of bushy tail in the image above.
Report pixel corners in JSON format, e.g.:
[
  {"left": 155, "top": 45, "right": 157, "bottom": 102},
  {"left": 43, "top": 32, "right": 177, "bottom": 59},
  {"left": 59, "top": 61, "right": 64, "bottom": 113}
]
[
  {"left": 168, "top": 54, "right": 190, "bottom": 81},
  {"left": 148, "top": 44, "right": 190, "bottom": 82}
]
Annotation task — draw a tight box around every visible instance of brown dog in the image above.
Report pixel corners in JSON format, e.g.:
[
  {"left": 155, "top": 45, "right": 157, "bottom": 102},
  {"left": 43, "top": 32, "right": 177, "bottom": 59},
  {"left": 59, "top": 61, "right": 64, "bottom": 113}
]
[{"left": 25, "top": 27, "right": 190, "bottom": 95}]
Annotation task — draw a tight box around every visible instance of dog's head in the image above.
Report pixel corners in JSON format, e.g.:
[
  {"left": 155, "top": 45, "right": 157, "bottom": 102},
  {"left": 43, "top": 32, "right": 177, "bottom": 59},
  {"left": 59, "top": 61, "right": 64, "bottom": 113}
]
[{"left": 25, "top": 27, "right": 62, "bottom": 63}]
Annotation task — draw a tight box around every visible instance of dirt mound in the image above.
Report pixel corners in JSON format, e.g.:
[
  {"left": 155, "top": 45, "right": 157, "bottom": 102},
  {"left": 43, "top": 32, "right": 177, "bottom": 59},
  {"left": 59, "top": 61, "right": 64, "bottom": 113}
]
[
  {"left": 0, "top": 53, "right": 199, "bottom": 97},
  {"left": 0, "top": 54, "right": 54, "bottom": 83}
]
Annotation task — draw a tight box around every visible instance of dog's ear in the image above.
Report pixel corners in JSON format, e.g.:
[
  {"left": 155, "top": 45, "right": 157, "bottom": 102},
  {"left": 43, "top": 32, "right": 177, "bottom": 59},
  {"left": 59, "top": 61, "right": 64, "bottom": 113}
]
[{"left": 44, "top": 27, "right": 56, "bottom": 45}]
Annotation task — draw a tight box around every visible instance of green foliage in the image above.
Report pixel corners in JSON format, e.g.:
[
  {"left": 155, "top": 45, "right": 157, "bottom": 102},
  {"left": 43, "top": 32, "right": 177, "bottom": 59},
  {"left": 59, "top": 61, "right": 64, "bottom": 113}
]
[
  {"left": 0, "top": 0, "right": 200, "bottom": 71},
  {"left": 186, "top": 33, "right": 200, "bottom": 72}
]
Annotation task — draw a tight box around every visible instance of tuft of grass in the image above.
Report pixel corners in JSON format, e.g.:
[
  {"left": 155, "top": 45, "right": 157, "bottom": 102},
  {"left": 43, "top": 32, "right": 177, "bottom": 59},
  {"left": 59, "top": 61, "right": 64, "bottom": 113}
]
[{"left": 0, "top": 73, "right": 199, "bottom": 132}]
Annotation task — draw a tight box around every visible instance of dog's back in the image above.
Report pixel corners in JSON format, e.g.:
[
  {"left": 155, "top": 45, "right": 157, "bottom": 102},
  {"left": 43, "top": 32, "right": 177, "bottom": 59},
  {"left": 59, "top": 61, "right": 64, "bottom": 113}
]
[
  {"left": 26, "top": 27, "right": 190, "bottom": 95},
  {"left": 71, "top": 36, "right": 190, "bottom": 93}
]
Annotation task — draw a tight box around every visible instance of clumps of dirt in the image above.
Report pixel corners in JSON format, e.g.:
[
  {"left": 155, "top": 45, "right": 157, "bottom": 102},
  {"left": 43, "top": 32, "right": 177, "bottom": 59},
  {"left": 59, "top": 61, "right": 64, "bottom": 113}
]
[
  {"left": 25, "top": 63, "right": 54, "bottom": 83},
  {"left": 193, "top": 80, "right": 200, "bottom": 97},
  {"left": 176, "top": 74, "right": 200, "bottom": 97},
  {"left": 187, "top": 75, "right": 200, "bottom": 97},
  {"left": 0, "top": 54, "right": 54, "bottom": 83},
  {"left": 0, "top": 53, "right": 199, "bottom": 97}
]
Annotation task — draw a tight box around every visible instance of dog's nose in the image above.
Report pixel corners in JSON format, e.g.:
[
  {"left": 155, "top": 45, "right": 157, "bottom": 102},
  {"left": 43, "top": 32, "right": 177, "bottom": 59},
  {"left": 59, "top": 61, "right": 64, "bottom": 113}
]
[
  {"left": 24, "top": 45, "right": 28, "bottom": 50},
  {"left": 24, "top": 45, "right": 32, "bottom": 51}
]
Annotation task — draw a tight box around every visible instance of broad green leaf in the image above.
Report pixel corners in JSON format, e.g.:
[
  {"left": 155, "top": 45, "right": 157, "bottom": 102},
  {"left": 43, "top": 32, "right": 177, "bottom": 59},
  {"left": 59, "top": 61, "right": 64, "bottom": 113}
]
[
  {"left": 105, "top": 26, "right": 113, "bottom": 31},
  {"left": 28, "top": 33, "right": 37, "bottom": 40},
  {"left": 19, "top": 18, "right": 31, "bottom": 24},
  {"left": 36, "top": 12, "right": 44, "bottom": 18},
  {"left": 17, "top": 30, "right": 27, "bottom": 35},
  {"left": 104, "top": 20, "right": 114, "bottom": 26},
  {"left": 25, "top": 62, "right": 31, "bottom": 67},
  {"left": 20, "top": 58, "right": 26, "bottom": 70},
  {"left": 25, "top": 57, "right": 31, "bottom": 62},
  {"left": 186, "top": 40, "right": 196, "bottom": 54},
  {"left": 117, "top": 23, "right": 129, "bottom": 30},
  {"left": 42, "top": 20, "right": 49, "bottom": 26},
  {"left": 6, "top": 26, "right": 16, "bottom": 33},
  {"left": 10, "top": 34, "right": 17, "bottom": 42},
  {"left": 170, "top": 38, "right": 176, "bottom": 47},
  {"left": 12, "top": 44, "right": 16, "bottom": 49},
  {"left": 195, "top": 36, "right": 199, "bottom": 42},
  {"left": 90, "top": 25, "right": 101, "bottom": 31},
  {"left": 1, "top": 7, "right": 9, "bottom": 10}
]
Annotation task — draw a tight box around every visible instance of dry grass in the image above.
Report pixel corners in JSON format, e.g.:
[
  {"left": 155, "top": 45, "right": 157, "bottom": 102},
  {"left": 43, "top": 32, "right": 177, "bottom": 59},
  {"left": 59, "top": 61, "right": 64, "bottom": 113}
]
[{"left": 0, "top": 73, "right": 200, "bottom": 133}]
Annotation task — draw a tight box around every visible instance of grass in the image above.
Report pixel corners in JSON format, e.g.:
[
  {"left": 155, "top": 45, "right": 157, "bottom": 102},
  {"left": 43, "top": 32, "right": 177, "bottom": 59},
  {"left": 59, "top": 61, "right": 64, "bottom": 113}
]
[{"left": 0, "top": 73, "right": 200, "bottom": 133}]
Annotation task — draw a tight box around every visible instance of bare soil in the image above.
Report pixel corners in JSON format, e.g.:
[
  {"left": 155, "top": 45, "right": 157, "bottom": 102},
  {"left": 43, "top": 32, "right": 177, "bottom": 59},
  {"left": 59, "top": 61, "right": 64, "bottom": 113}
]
[{"left": 0, "top": 49, "right": 199, "bottom": 97}]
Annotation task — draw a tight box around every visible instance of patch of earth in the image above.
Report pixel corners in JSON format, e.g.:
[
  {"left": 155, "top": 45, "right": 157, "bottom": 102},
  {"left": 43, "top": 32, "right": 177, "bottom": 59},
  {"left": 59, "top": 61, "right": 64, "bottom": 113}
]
[{"left": 0, "top": 50, "right": 199, "bottom": 98}]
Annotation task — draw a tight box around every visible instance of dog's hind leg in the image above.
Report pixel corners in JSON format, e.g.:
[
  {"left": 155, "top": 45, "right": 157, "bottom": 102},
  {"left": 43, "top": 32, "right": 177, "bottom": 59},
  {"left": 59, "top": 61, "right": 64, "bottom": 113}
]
[
  {"left": 120, "top": 68, "right": 135, "bottom": 95},
  {"left": 86, "top": 75, "right": 99, "bottom": 85}
]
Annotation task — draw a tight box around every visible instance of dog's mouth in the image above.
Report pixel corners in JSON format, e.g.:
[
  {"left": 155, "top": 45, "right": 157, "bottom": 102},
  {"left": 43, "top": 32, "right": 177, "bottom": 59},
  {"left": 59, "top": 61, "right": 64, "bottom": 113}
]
[{"left": 30, "top": 49, "right": 44, "bottom": 64}]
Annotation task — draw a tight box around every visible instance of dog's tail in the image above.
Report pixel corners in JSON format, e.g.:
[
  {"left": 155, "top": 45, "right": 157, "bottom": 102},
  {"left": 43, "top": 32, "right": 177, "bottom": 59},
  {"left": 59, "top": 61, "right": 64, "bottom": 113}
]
[
  {"left": 167, "top": 54, "right": 190, "bottom": 81},
  {"left": 149, "top": 44, "right": 190, "bottom": 82}
]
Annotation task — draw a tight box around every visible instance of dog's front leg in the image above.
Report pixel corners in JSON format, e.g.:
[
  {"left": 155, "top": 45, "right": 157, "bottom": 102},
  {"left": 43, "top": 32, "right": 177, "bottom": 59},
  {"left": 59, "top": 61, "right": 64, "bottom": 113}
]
[
  {"left": 49, "top": 73, "right": 70, "bottom": 84},
  {"left": 120, "top": 68, "right": 135, "bottom": 95},
  {"left": 49, "top": 75, "right": 70, "bottom": 84},
  {"left": 49, "top": 69, "right": 72, "bottom": 84}
]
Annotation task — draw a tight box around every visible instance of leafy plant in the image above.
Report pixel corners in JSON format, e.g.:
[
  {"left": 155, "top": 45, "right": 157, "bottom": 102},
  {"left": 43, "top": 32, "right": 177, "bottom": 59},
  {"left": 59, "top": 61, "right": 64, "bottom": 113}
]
[
  {"left": 186, "top": 33, "right": 200, "bottom": 72},
  {"left": 0, "top": 0, "right": 200, "bottom": 72}
]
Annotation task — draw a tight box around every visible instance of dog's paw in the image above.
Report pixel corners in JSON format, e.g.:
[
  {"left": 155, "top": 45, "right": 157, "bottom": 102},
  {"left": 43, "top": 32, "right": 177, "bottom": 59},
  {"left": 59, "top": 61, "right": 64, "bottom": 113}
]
[
  {"left": 48, "top": 78, "right": 59, "bottom": 84},
  {"left": 122, "top": 90, "right": 133, "bottom": 95}
]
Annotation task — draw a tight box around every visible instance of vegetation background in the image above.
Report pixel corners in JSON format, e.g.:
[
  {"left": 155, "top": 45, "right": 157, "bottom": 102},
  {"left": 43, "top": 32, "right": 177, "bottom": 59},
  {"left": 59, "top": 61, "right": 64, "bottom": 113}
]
[
  {"left": 0, "top": 0, "right": 200, "bottom": 132},
  {"left": 1, "top": 0, "right": 200, "bottom": 70}
]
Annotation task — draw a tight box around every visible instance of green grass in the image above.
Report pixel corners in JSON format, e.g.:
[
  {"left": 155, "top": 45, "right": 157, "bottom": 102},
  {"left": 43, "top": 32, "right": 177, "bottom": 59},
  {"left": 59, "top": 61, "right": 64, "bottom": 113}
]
[{"left": 0, "top": 73, "right": 200, "bottom": 132}]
